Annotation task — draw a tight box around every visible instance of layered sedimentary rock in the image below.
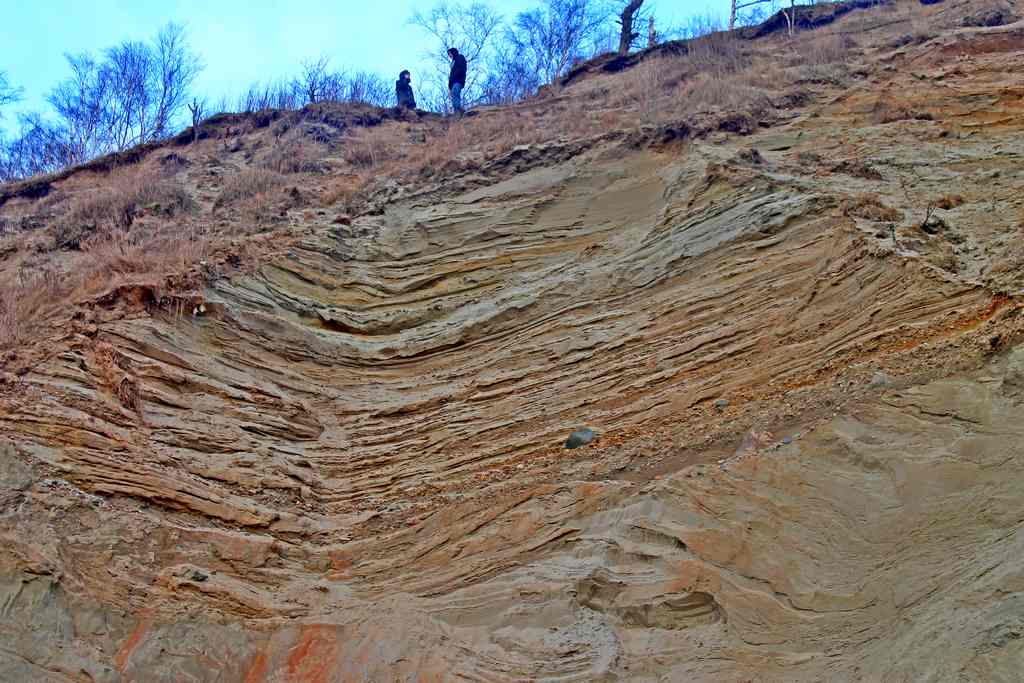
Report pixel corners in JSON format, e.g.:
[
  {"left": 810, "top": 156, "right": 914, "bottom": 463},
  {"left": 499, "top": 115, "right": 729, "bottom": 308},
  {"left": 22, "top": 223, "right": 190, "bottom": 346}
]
[{"left": 2, "top": 9, "right": 1024, "bottom": 683}]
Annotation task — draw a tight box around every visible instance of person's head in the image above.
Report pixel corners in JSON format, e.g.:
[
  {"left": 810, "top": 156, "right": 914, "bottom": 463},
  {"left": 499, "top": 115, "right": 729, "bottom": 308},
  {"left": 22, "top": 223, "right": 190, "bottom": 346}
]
[
  {"left": 447, "top": 47, "right": 459, "bottom": 59},
  {"left": 399, "top": 70, "right": 411, "bottom": 83}
]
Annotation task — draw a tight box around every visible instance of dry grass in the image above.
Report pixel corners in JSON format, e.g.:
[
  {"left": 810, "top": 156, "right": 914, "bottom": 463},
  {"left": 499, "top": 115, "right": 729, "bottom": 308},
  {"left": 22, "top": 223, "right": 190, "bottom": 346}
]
[
  {"left": 843, "top": 193, "right": 903, "bottom": 222},
  {"left": 54, "top": 168, "right": 194, "bottom": 250},
  {"left": 328, "top": 107, "right": 575, "bottom": 208},
  {"left": 799, "top": 33, "right": 857, "bottom": 66},
  {"left": 82, "top": 225, "right": 207, "bottom": 280},
  {"left": 687, "top": 29, "right": 748, "bottom": 73},
  {"left": 832, "top": 159, "right": 883, "bottom": 180},
  {"left": 0, "top": 171, "right": 208, "bottom": 349},
  {"left": 216, "top": 168, "right": 286, "bottom": 206},
  {"left": 626, "top": 57, "right": 673, "bottom": 124},
  {"left": 258, "top": 137, "right": 326, "bottom": 175},
  {"left": 935, "top": 193, "right": 964, "bottom": 210},
  {"left": 613, "top": 30, "right": 762, "bottom": 124},
  {"left": 791, "top": 32, "right": 858, "bottom": 85},
  {"left": 321, "top": 174, "right": 365, "bottom": 208},
  {"left": 327, "top": 38, "right": 787, "bottom": 209},
  {"left": 683, "top": 73, "right": 773, "bottom": 116},
  {"left": 0, "top": 209, "right": 42, "bottom": 236},
  {"left": 888, "top": 1, "right": 938, "bottom": 49},
  {"left": 344, "top": 126, "right": 401, "bottom": 170},
  {"left": 0, "top": 264, "right": 66, "bottom": 348},
  {"left": 4, "top": 5, "right": 924, "bottom": 350},
  {"left": 214, "top": 167, "right": 292, "bottom": 225},
  {"left": 93, "top": 340, "right": 143, "bottom": 417},
  {"left": 320, "top": 9, "right": 889, "bottom": 208},
  {"left": 0, "top": 223, "right": 208, "bottom": 350}
]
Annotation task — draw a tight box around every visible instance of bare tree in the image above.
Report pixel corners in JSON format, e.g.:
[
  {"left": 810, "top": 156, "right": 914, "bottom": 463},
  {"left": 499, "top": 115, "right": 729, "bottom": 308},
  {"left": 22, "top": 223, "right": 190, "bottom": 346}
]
[
  {"left": 238, "top": 80, "right": 295, "bottom": 112},
  {"left": 783, "top": 0, "right": 797, "bottom": 36},
  {"left": 731, "top": 0, "right": 770, "bottom": 30},
  {"left": 0, "top": 71, "right": 22, "bottom": 113},
  {"left": 0, "top": 113, "right": 73, "bottom": 180},
  {"left": 0, "top": 72, "right": 22, "bottom": 180},
  {"left": 102, "top": 23, "right": 201, "bottom": 149},
  {"left": 104, "top": 40, "right": 154, "bottom": 150},
  {"left": 506, "top": 0, "right": 608, "bottom": 85},
  {"left": 617, "top": 0, "right": 645, "bottom": 55},
  {"left": 480, "top": 41, "right": 541, "bottom": 105},
  {"left": 285, "top": 58, "right": 390, "bottom": 108},
  {"left": 270, "top": 80, "right": 299, "bottom": 110},
  {"left": 730, "top": 0, "right": 804, "bottom": 31},
  {"left": 409, "top": 1, "right": 504, "bottom": 110},
  {"left": 235, "top": 66, "right": 389, "bottom": 113},
  {"left": 1, "top": 22, "right": 201, "bottom": 181},
  {"left": 187, "top": 97, "right": 205, "bottom": 143},
  {"left": 47, "top": 52, "right": 115, "bottom": 164},
  {"left": 344, "top": 71, "right": 391, "bottom": 107},
  {"left": 297, "top": 56, "right": 332, "bottom": 104},
  {"left": 681, "top": 12, "right": 726, "bottom": 39},
  {"left": 152, "top": 22, "right": 202, "bottom": 138}
]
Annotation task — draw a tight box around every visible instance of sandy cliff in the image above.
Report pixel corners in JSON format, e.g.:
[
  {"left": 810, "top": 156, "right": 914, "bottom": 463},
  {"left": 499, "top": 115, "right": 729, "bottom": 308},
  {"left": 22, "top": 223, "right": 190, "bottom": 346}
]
[{"left": 2, "top": 1, "right": 1024, "bottom": 680}]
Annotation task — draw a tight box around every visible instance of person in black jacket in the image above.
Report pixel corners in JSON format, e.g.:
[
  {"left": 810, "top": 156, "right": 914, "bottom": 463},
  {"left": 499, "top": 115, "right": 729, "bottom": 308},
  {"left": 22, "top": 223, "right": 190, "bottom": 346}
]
[
  {"left": 447, "top": 47, "right": 467, "bottom": 114},
  {"left": 396, "top": 70, "right": 416, "bottom": 110}
]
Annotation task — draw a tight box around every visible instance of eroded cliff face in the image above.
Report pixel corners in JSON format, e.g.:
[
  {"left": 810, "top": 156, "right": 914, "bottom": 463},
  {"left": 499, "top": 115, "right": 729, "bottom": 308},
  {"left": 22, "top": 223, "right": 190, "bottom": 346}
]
[{"left": 2, "top": 6, "right": 1024, "bottom": 682}]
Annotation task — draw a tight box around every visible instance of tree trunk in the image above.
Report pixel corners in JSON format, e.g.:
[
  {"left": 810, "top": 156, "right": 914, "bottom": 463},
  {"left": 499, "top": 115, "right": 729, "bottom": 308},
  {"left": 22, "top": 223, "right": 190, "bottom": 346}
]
[
  {"left": 729, "top": 0, "right": 737, "bottom": 31},
  {"left": 618, "top": 0, "right": 645, "bottom": 55},
  {"left": 188, "top": 98, "right": 202, "bottom": 144}
]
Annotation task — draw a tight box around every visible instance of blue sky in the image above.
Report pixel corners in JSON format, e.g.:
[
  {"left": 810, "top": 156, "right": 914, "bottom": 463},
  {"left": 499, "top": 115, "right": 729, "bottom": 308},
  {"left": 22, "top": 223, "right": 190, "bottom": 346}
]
[{"left": 0, "top": 0, "right": 728, "bottom": 129}]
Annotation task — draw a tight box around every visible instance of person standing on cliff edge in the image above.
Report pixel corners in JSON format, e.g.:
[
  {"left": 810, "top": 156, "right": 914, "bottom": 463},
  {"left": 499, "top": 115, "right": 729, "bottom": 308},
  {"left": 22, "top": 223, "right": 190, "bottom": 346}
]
[
  {"left": 396, "top": 70, "right": 416, "bottom": 110},
  {"left": 447, "top": 47, "right": 467, "bottom": 114}
]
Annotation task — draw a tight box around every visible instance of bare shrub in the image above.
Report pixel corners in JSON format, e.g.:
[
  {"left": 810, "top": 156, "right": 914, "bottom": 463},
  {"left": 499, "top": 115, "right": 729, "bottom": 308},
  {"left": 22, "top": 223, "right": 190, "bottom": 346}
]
[
  {"left": 345, "top": 127, "right": 401, "bottom": 170},
  {"left": 0, "top": 286, "right": 17, "bottom": 347},
  {"left": 93, "top": 341, "right": 143, "bottom": 417},
  {"left": 0, "top": 209, "right": 42, "bottom": 236},
  {"left": 627, "top": 57, "right": 672, "bottom": 123},
  {"left": 791, "top": 33, "right": 857, "bottom": 86},
  {"left": 843, "top": 194, "right": 903, "bottom": 222},
  {"left": 0, "top": 265, "right": 66, "bottom": 348},
  {"left": 832, "top": 159, "right": 883, "bottom": 180},
  {"left": 608, "top": 54, "right": 685, "bottom": 123},
  {"left": 55, "top": 169, "right": 194, "bottom": 249},
  {"left": 321, "top": 175, "right": 364, "bottom": 208},
  {"left": 687, "top": 28, "right": 746, "bottom": 74},
  {"left": 82, "top": 224, "right": 206, "bottom": 279},
  {"left": 683, "top": 72, "right": 772, "bottom": 116},
  {"left": 215, "top": 168, "right": 286, "bottom": 206},
  {"left": 258, "top": 138, "right": 325, "bottom": 174},
  {"left": 800, "top": 33, "right": 856, "bottom": 66},
  {"left": 796, "top": 63, "right": 849, "bottom": 86}
]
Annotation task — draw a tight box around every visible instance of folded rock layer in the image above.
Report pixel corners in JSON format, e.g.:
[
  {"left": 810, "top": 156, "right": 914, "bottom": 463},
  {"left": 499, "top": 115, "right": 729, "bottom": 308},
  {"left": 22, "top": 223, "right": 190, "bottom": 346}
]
[{"left": 2, "top": 7, "right": 1024, "bottom": 682}]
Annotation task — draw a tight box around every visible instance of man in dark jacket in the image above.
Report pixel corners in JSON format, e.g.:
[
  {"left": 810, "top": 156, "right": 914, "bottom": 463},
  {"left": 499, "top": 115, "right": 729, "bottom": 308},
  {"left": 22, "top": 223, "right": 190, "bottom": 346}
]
[
  {"left": 447, "top": 47, "right": 467, "bottom": 114},
  {"left": 396, "top": 70, "right": 416, "bottom": 109}
]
